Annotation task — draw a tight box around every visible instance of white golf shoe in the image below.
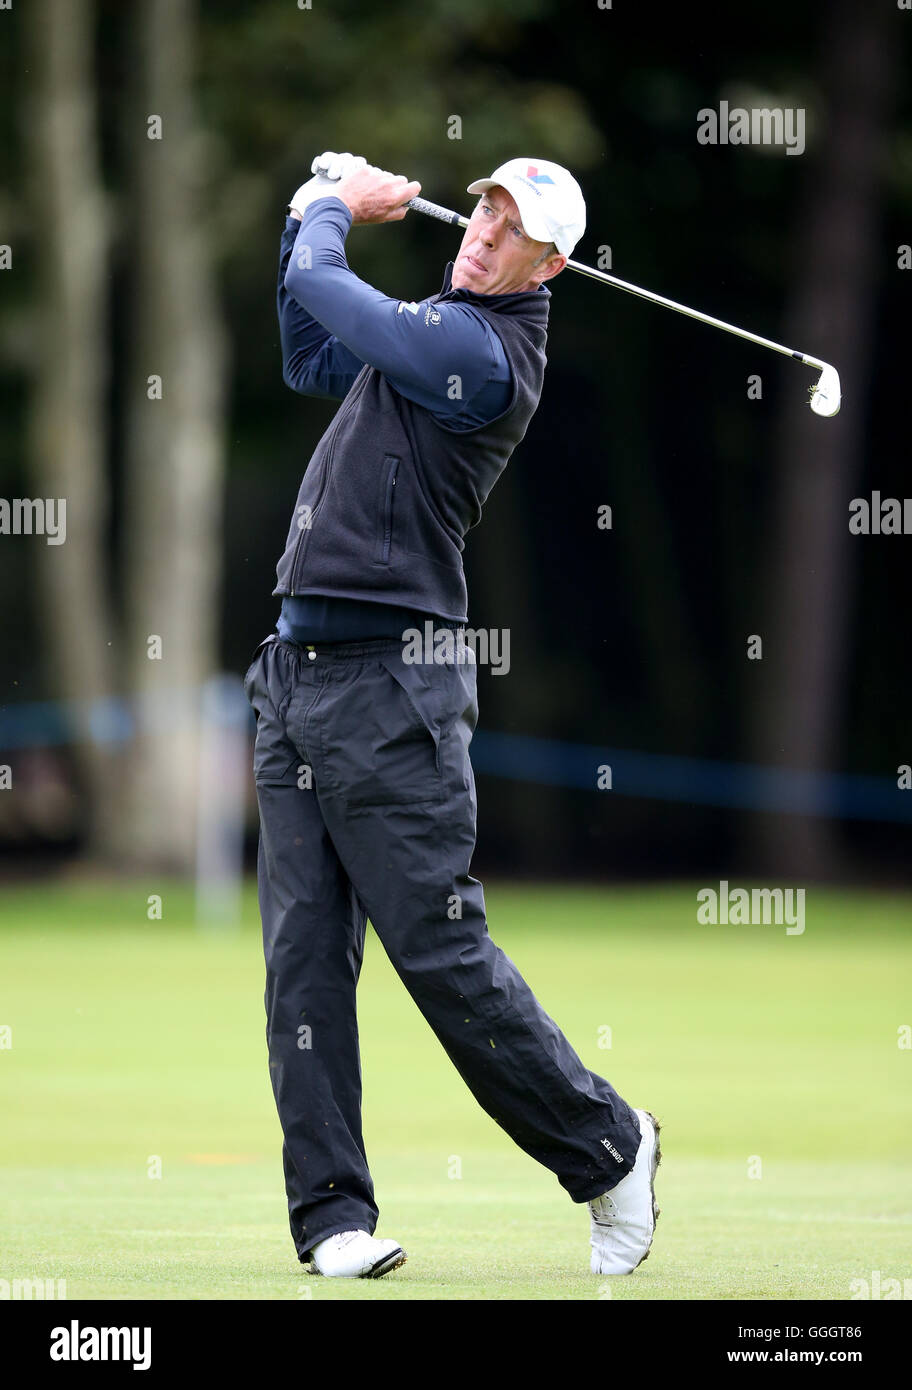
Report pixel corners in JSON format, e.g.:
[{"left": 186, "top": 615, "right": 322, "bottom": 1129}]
[
  {"left": 308, "top": 1229, "right": 407, "bottom": 1279},
  {"left": 588, "top": 1109, "right": 661, "bottom": 1275}
]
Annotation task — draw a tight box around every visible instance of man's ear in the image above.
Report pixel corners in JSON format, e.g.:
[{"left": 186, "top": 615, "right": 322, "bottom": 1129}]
[{"left": 532, "top": 253, "right": 567, "bottom": 286}]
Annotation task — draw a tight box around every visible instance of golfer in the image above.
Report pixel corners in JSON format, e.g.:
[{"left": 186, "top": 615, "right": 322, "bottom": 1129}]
[{"left": 244, "top": 152, "right": 660, "bottom": 1279}]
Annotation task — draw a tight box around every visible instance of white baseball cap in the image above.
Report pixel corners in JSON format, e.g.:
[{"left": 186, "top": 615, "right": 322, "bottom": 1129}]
[{"left": 466, "top": 158, "right": 586, "bottom": 257}]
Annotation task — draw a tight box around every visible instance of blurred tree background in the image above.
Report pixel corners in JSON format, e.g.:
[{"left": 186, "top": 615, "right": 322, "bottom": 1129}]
[{"left": 0, "top": 0, "right": 909, "bottom": 882}]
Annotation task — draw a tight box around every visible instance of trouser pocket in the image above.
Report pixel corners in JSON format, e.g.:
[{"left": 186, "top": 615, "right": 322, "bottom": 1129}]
[
  {"left": 243, "top": 633, "right": 278, "bottom": 700},
  {"left": 323, "top": 656, "right": 443, "bottom": 809}
]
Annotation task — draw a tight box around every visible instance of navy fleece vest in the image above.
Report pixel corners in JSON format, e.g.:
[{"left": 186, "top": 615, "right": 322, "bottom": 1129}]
[{"left": 272, "top": 262, "right": 550, "bottom": 624}]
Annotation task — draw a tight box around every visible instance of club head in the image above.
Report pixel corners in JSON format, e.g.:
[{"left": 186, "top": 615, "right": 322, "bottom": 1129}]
[{"left": 810, "top": 364, "right": 841, "bottom": 417}]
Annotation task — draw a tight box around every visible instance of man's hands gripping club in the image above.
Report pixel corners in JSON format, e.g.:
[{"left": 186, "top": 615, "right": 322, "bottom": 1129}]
[{"left": 289, "top": 151, "right": 420, "bottom": 225}]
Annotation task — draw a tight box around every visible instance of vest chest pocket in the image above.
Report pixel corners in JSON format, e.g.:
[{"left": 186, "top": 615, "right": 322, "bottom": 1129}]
[{"left": 375, "top": 454, "right": 400, "bottom": 563}]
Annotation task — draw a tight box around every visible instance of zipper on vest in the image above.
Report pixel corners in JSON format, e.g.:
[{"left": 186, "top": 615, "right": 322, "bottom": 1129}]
[{"left": 380, "top": 455, "right": 399, "bottom": 563}]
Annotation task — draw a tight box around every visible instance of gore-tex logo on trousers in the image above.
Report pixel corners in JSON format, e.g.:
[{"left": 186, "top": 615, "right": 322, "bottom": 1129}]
[{"left": 600, "top": 1138, "right": 624, "bottom": 1163}]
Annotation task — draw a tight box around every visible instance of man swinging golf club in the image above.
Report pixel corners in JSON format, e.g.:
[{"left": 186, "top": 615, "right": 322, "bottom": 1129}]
[{"left": 243, "top": 151, "right": 660, "bottom": 1279}]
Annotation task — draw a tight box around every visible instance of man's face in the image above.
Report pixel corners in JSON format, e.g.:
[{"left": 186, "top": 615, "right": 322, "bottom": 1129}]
[{"left": 450, "top": 187, "right": 566, "bottom": 295}]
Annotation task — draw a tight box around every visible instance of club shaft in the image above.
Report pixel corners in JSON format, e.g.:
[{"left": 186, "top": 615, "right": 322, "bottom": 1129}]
[{"left": 407, "top": 194, "right": 828, "bottom": 374}]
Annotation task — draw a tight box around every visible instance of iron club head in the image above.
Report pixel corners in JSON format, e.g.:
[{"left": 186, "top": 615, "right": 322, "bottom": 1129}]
[{"left": 810, "top": 364, "right": 841, "bottom": 417}]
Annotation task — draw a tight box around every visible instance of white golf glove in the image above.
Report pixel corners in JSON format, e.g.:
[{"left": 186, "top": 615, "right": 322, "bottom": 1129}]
[{"left": 289, "top": 151, "right": 368, "bottom": 215}]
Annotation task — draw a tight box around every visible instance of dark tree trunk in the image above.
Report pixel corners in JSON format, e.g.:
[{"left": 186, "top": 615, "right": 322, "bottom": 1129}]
[{"left": 747, "top": 0, "right": 896, "bottom": 879}]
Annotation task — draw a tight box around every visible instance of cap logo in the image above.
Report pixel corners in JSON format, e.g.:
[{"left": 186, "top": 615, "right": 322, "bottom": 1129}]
[{"left": 525, "top": 165, "right": 555, "bottom": 184}]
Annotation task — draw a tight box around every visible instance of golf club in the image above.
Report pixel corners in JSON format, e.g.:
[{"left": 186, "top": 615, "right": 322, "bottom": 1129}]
[{"left": 406, "top": 193, "right": 842, "bottom": 418}]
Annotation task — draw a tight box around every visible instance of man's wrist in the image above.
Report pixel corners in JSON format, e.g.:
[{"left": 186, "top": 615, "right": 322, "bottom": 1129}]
[{"left": 287, "top": 195, "right": 353, "bottom": 224}]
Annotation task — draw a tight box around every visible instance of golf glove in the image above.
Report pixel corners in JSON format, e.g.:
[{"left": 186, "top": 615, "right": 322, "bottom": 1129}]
[{"left": 289, "top": 151, "right": 367, "bottom": 214}]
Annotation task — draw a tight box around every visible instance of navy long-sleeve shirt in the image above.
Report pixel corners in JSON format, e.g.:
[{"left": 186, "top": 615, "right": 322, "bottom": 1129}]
[
  {"left": 280, "top": 197, "right": 512, "bottom": 426},
  {"left": 275, "top": 196, "right": 513, "bottom": 642}
]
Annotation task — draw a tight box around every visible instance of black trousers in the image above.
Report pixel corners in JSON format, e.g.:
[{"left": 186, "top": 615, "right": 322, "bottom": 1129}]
[{"left": 244, "top": 632, "right": 641, "bottom": 1261}]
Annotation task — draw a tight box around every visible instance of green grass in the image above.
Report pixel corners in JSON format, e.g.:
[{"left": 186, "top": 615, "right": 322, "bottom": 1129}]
[{"left": 1, "top": 880, "right": 910, "bottom": 1300}]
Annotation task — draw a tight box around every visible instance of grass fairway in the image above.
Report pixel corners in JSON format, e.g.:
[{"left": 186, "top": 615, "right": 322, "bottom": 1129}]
[{"left": 1, "top": 880, "right": 910, "bottom": 1301}]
